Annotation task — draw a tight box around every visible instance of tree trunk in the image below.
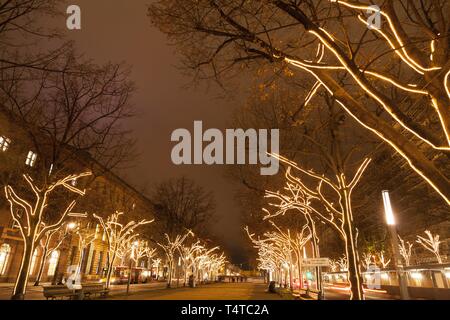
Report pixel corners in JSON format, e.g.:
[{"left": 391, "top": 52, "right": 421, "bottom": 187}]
[
  {"left": 316, "top": 69, "right": 450, "bottom": 204},
  {"left": 341, "top": 188, "right": 364, "bottom": 300},
  {"left": 167, "top": 260, "right": 173, "bottom": 287},
  {"left": 105, "top": 251, "right": 117, "bottom": 289},
  {"left": 345, "top": 240, "right": 364, "bottom": 300},
  {"left": 34, "top": 246, "right": 48, "bottom": 286},
  {"left": 11, "top": 239, "right": 34, "bottom": 300}
]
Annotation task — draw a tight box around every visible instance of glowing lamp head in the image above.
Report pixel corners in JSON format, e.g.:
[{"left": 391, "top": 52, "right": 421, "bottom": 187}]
[
  {"left": 411, "top": 272, "right": 422, "bottom": 280},
  {"left": 67, "top": 222, "right": 77, "bottom": 230},
  {"left": 382, "top": 190, "right": 396, "bottom": 226}
]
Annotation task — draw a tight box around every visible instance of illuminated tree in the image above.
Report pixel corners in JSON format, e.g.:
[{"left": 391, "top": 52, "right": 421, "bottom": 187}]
[
  {"left": 152, "top": 258, "right": 162, "bottom": 279},
  {"left": 398, "top": 236, "right": 413, "bottom": 267},
  {"left": 94, "top": 211, "right": 153, "bottom": 288},
  {"left": 132, "top": 240, "right": 151, "bottom": 268},
  {"left": 157, "top": 230, "right": 194, "bottom": 287},
  {"left": 329, "top": 259, "right": 339, "bottom": 272},
  {"left": 190, "top": 244, "right": 220, "bottom": 287},
  {"left": 178, "top": 241, "right": 202, "bottom": 286},
  {"left": 74, "top": 223, "right": 97, "bottom": 276},
  {"left": 245, "top": 222, "right": 311, "bottom": 290},
  {"left": 145, "top": 247, "right": 157, "bottom": 270},
  {"left": 337, "top": 256, "right": 348, "bottom": 272},
  {"left": 361, "top": 252, "right": 374, "bottom": 271},
  {"left": 33, "top": 222, "right": 76, "bottom": 286},
  {"left": 4, "top": 172, "right": 92, "bottom": 299},
  {"left": 264, "top": 154, "right": 370, "bottom": 299},
  {"left": 149, "top": 0, "right": 450, "bottom": 205},
  {"left": 377, "top": 251, "right": 391, "bottom": 269},
  {"left": 416, "top": 230, "right": 443, "bottom": 264},
  {"left": 116, "top": 235, "right": 139, "bottom": 266}
]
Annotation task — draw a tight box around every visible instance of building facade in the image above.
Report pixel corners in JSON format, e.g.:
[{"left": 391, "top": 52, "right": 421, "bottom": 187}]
[{"left": 0, "top": 109, "right": 154, "bottom": 285}]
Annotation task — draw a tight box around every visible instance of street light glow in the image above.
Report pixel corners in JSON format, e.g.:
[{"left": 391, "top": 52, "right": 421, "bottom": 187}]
[{"left": 382, "top": 190, "right": 396, "bottom": 226}]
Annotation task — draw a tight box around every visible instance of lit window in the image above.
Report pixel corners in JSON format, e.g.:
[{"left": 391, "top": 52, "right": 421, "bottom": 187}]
[
  {"left": 47, "top": 250, "right": 60, "bottom": 276},
  {"left": 0, "top": 136, "right": 11, "bottom": 152},
  {"left": 25, "top": 151, "right": 37, "bottom": 167},
  {"left": 29, "top": 249, "right": 39, "bottom": 276},
  {"left": 0, "top": 244, "right": 11, "bottom": 275}
]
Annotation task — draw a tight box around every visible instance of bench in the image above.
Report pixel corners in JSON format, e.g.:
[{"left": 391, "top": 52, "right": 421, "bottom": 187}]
[
  {"left": 43, "top": 285, "right": 79, "bottom": 300},
  {"left": 81, "top": 283, "right": 109, "bottom": 299}
]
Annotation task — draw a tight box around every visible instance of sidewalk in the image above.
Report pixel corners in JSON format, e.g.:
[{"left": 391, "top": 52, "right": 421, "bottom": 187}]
[{"left": 0, "top": 281, "right": 167, "bottom": 300}]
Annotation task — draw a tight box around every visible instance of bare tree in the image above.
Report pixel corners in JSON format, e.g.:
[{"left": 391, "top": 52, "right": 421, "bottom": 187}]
[
  {"left": 377, "top": 251, "right": 391, "bottom": 269},
  {"left": 149, "top": 0, "right": 450, "bottom": 205},
  {"left": 4, "top": 171, "right": 92, "bottom": 299},
  {"left": 94, "top": 212, "right": 153, "bottom": 288},
  {"left": 33, "top": 222, "right": 74, "bottom": 286},
  {"left": 150, "top": 177, "right": 215, "bottom": 238},
  {"left": 264, "top": 153, "right": 370, "bottom": 299},
  {"left": 0, "top": 51, "right": 136, "bottom": 181},
  {"left": 416, "top": 230, "right": 443, "bottom": 264},
  {"left": 157, "top": 230, "right": 194, "bottom": 288},
  {"left": 0, "top": 0, "right": 70, "bottom": 72},
  {"left": 398, "top": 236, "right": 413, "bottom": 267}
]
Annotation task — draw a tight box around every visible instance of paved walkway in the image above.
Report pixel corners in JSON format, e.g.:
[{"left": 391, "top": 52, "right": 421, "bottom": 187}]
[
  {"left": 0, "top": 281, "right": 167, "bottom": 300},
  {"left": 109, "top": 282, "right": 284, "bottom": 300}
]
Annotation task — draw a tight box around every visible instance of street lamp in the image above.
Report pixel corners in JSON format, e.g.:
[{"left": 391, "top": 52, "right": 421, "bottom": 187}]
[{"left": 382, "top": 191, "right": 410, "bottom": 300}]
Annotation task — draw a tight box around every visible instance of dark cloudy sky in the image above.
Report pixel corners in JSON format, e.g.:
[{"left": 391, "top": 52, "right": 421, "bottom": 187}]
[{"left": 59, "top": 0, "right": 247, "bottom": 263}]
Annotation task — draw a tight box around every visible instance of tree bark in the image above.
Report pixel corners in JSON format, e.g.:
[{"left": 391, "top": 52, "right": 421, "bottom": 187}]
[
  {"left": 34, "top": 245, "right": 48, "bottom": 286},
  {"left": 341, "top": 187, "right": 365, "bottom": 300},
  {"left": 11, "top": 239, "right": 34, "bottom": 300}
]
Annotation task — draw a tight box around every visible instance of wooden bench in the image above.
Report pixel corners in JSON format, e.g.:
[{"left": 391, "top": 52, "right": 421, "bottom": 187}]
[
  {"left": 81, "top": 283, "right": 109, "bottom": 299},
  {"left": 43, "top": 285, "right": 79, "bottom": 300}
]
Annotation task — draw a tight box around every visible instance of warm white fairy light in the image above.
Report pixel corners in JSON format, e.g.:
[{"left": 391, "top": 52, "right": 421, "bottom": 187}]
[
  {"left": 4, "top": 172, "right": 92, "bottom": 298},
  {"left": 94, "top": 211, "right": 153, "bottom": 288},
  {"left": 263, "top": 154, "right": 369, "bottom": 299},
  {"left": 377, "top": 251, "right": 391, "bottom": 269},
  {"left": 416, "top": 230, "right": 443, "bottom": 264},
  {"left": 398, "top": 236, "right": 413, "bottom": 267},
  {"left": 361, "top": 252, "right": 374, "bottom": 271},
  {"left": 157, "top": 230, "right": 194, "bottom": 287},
  {"left": 74, "top": 223, "right": 97, "bottom": 274},
  {"left": 245, "top": 221, "right": 312, "bottom": 290},
  {"left": 337, "top": 255, "right": 348, "bottom": 272},
  {"left": 271, "top": 0, "right": 450, "bottom": 205}
]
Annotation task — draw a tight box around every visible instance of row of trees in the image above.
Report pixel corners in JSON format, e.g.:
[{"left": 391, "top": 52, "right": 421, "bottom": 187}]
[
  {"left": 0, "top": 1, "right": 220, "bottom": 299},
  {"left": 360, "top": 231, "right": 445, "bottom": 269},
  {"left": 147, "top": 0, "right": 449, "bottom": 300},
  {"left": 245, "top": 222, "right": 312, "bottom": 290},
  {"left": 158, "top": 229, "right": 226, "bottom": 288}
]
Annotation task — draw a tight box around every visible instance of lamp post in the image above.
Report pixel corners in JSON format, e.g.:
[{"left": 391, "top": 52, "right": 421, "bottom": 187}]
[{"left": 382, "top": 191, "right": 410, "bottom": 300}]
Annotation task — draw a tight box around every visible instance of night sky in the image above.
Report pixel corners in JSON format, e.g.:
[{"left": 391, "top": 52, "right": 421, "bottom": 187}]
[{"left": 60, "top": 0, "right": 247, "bottom": 262}]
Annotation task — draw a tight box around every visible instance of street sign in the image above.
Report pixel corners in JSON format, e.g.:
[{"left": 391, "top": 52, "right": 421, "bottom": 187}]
[{"left": 302, "top": 258, "right": 330, "bottom": 267}]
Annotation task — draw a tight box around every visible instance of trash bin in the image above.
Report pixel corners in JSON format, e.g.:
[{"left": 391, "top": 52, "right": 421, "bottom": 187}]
[{"left": 268, "top": 281, "right": 276, "bottom": 293}]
